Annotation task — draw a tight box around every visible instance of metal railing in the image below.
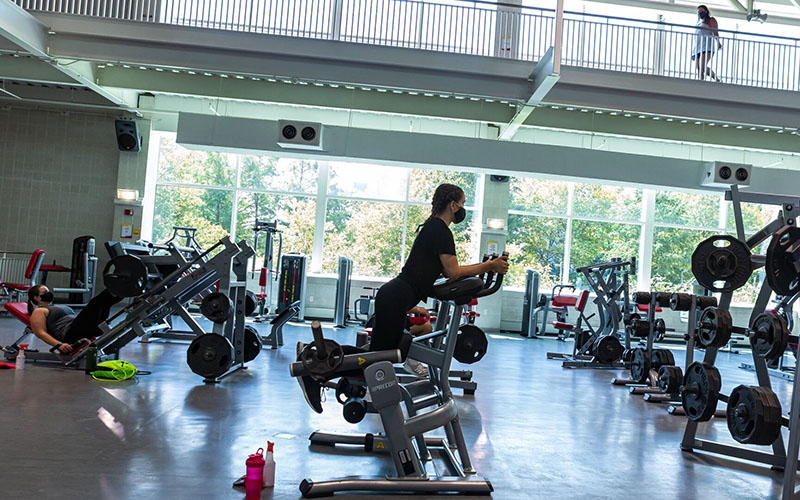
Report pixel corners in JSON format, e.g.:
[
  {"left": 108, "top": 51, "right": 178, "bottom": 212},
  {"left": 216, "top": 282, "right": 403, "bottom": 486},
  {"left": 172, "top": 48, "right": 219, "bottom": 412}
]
[{"left": 14, "top": 0, "right": 800, "bottom": 92}]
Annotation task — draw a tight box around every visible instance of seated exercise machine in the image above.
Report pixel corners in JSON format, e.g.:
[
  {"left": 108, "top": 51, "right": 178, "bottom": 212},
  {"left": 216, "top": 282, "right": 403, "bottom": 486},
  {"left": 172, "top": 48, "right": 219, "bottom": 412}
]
[
  {"left": 3, "top": 236, "right": 262, "bottom": 383},
  {"left": 289, "top": 265, "right": 504, "bottom": 497},
  {"left": 520, "top": 269, "right": 575, "bottom": 338},
  {"left": 251, "top": 219, "right": 282, "bottom": 322}
]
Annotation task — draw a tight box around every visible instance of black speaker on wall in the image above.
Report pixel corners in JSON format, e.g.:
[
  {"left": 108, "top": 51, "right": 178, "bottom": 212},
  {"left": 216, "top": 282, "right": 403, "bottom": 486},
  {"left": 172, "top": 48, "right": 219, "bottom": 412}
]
[{"left": 115, "top": 120, "right": 141, "bottom": 152}]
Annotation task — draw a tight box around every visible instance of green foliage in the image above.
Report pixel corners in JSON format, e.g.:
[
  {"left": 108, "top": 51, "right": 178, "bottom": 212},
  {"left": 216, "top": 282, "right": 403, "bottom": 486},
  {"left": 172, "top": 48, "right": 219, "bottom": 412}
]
[
  {"left": 407, "top": 169, "right": 479, "bottom": 206},
  {"left": 651, "top": 227, "right": 715, "bottom": 293},
  {"left": 569, "top": 220, "right": 640, "bottom": 285},
  {"left": 240, "top": 156, "right": 318, "bottom": 193},
  {"left": 236, "top": 193, "right": 316, "bottom": 263},
  {"left": 573, "top": 184, "right": 641, "bottom": 221},
  {"left": 505, "top": 214, "right": 565, "bottom": 290},
  {"left": 153, "top": 186, "right": 232, "bottom": 248},
  {"left": 157, "top": 137, "right": 236, "bottom": 186},
  {"left": 510, "top": 178, "right": 568, "bottom": 214},
  {"left": 405, "top": 206, "right": 476, "bottom": 267},
  {"left": 655, "top": 191, "right": 719, "bottom": 227},
  {"left": 726, "top": 201, "right": 779, "bottom": 233}
]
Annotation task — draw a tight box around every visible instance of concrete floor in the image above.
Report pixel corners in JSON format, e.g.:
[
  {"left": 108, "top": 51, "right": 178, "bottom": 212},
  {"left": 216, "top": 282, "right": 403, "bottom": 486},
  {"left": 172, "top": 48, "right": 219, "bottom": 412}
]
[{"left": 0, "top": 314, "right": 795, "bottom": 500}]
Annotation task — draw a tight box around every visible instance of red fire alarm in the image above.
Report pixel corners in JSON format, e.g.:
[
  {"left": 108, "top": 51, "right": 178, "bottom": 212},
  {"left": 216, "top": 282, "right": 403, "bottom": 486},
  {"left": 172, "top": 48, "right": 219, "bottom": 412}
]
[{"left": 124, "top": 208, "right": 134, "bottom": 216}]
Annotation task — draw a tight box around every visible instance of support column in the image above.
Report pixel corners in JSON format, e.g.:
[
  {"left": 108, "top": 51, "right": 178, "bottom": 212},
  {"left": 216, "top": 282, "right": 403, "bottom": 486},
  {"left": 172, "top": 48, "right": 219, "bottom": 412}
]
[
  {"left": 112, "top": 119, "right": 151, "bottom": 243},
  {"left": 475, "top": 174, "right": 510, "bottom": 331}
]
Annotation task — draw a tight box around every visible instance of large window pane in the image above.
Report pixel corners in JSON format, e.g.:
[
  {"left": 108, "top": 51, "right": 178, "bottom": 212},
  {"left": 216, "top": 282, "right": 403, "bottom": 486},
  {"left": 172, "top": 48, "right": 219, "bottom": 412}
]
[
  {"left": 235, "top": 193, "right": 316, "bottom": 266},
  {"left": 153, "top": 186, "right": 233, "bottom": 248},
  {"left": 570, "top": 221, "right": 640, "bottom": 283},
  {"left": 328, "top": 162, "right": 407, "bottom": 201},
  {"left": 323, "top": 199, "right": 405, "bottom": 277},
  {"left": 405, "top": 206, "right": 478, "bottom": 267},
  {"left": 157, "top": 136, "right": 236, "bottom": 187},
  {"left": 651, "top": 227, "right": 716, "bottom": 292},
  {"left": 655, "top": 190, "right": 720, "bottom": 228},
  {"left": 239, "top": 156, "right": 319, "bottom": 193},
  {"left": 573, "top": 184, "right": 642, "bottom": 221},
  {"left": 407, "top": 169, "right": 479, "bottom": 206},
  {"left": 726, "top": 201, "right": 780, "bottom": 234},
  {"left": 509, "top": 177, "right": 569, "bottom": 214},
  {"left": 506, "top": 214, "right": 566, "bottom": 290}
]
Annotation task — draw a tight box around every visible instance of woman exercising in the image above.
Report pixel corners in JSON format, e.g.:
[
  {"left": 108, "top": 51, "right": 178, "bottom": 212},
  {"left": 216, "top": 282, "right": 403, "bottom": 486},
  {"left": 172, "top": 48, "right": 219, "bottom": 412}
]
[
  {"left": 27, "top": 285, "right": 123, "bottom": 354},
  {"left": 298, "top": 183, "right": 509, "bottom": 412}
]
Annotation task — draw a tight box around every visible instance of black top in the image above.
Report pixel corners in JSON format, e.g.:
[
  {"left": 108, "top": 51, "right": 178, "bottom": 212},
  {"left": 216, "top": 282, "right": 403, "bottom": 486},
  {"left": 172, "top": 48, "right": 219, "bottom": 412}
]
[{"left": 399, "top": 217, "right": 456, "bottom": 299}]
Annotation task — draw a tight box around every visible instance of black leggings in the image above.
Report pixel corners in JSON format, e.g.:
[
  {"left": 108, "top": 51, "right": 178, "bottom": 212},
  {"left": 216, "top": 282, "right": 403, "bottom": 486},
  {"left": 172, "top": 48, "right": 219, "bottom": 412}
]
[
  {"left": 63, "top": 290, "right": 124, "bottom": 344},
  {"left": 371, "top": 276, "right": 418, "bottom": 352}
]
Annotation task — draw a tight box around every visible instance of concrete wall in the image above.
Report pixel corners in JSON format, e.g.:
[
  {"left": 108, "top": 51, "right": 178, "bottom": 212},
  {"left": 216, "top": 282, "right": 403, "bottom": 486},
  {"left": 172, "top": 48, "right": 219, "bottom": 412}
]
[{"left": 0, "top": 107, "right": 121, "bottom": 288}]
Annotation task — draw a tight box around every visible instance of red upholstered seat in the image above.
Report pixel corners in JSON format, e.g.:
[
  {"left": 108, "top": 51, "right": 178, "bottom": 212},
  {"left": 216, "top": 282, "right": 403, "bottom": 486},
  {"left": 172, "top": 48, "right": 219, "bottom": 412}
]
[
  {"left": 637, "top": 304, "right": 663, "bottom": 313},
  {"left": 552, "top": 296, "right": 578, "bottom": 307},
  {"left": 467, "top": 298, "right": 478, "bottom": 306},
  {"left": 4, "top": 302, "right": 31, "bottom": 326},
  {"left": 552, "top": 321, "right": 574, "bottom": 330},
  {"left": 40, "top": 264, "right": 69, "bottom": 272},
  {"left": 1, "top": 283, "right": 31, "bottom": 292}
]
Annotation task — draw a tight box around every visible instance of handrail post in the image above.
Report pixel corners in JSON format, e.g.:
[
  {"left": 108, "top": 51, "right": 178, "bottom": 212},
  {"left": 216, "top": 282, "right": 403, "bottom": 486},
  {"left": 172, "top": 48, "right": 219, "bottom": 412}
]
[
  {"left": 329, "top": 0, "right": 342, "bottom": 41},
  {"left": 653, "top": 15, "right": 666, "bottom": 76}
]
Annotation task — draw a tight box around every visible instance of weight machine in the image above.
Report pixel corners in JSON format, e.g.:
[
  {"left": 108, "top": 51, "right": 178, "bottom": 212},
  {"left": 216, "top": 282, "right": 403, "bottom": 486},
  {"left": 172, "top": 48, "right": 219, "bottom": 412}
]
[
  {"left": 521, "top": 269, "right": 576, "bottom": 338},
  {"left": 673, "top": 187, "right": 800, "bottom": 500},
  {"left": 252, "top": 220, "right": 282, "bottom": 321}
]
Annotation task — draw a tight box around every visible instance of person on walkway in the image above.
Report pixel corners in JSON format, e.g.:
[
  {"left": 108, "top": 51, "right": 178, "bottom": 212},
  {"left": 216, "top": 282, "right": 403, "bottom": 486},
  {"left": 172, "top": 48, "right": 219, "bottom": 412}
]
[{"left": 693, "top": 5, "right": 722, "bottom": 81}]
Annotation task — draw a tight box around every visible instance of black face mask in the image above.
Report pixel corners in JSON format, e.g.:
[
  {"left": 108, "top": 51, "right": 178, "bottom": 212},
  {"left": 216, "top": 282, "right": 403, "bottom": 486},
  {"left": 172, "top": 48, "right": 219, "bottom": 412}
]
[
  {"left": 39, "top": 291, "right": 54, "bottom": 303},
  {"left": 453, "top": 207, "right": 467, "bottom": 224},
  {"left": 698, "top": 11, "right": 709, "bottom": 20}
]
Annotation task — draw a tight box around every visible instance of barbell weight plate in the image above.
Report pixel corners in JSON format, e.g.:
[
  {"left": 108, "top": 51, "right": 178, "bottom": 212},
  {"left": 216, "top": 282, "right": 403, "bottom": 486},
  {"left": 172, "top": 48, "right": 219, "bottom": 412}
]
[
  {"left": 696, "top": 307, "right": 733, "bottom": 349},
  {"left": 691, "top": 235, "right": 753, "bottom": 293},
  {"left": 628, "top": 319, "right": 650, "bottom": 338},
  {"left": 696, "top": 296, "right": 719, "bottom": 309},
  {"left": 187, "top": 333, "right": 234, "bottom": 379},
  {"left": 200, "top": 292, "right": 233, "bottom": 324},
  {"left": 765, "top": 226, "right": 800, "bottom": 297},
  {"left": 102, "top": 254, "right": 149, "bottom": 298},
  {"left": 245, "top": 291, "right": 258, "bottom": 317},
  {"left": 654, "top": 318, "right": 667, "bottom": 342},
  {"left": 630, "top": 348, "right": 650, "bottom": 384},
  {"left": 655, "top": 292, "right": 672, "bottom": 307},
  {"left": 454, "top": 324, "right": 489, "bottom": 364},
  {"left": 669, "top": 293, "right": 692, "bottom": 312},
  {"left": 750, "top": 313, "right": 789, "bottom": 361},
  {"left": 243, "top": 325, "right": 262, "bottom": 363},
  {"left": 726, "top": 385, "right": 783, "bottom": 445},
  {"left": 593, "top": 335, "right": 623, "bottom": 365},
  {"left": 681, "top": 361, "right": 721, "bottom": 422},
  {"left": 633, "top": 292, "right": 651, "bottom": 305},
  {"left": 658, "top": 365, "right": 683, "bottom": 394},
  {"left": 301, "top": 340, "right": 345, "bottom": 381},
  {"left": 622, "top": 348, "right": 634, "bottom": 366},
  {"left": 623, "top": 313, "right": 641, "bottom": 327},
  {"left": 651, "top": 348, "right": 676, "bottom": 371}
]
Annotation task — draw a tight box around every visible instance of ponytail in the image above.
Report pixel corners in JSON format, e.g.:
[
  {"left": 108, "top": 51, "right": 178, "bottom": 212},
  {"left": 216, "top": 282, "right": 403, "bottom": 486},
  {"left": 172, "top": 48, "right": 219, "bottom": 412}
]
[{"left": 416, "top": 183, "right": 465, "bottom": 233}]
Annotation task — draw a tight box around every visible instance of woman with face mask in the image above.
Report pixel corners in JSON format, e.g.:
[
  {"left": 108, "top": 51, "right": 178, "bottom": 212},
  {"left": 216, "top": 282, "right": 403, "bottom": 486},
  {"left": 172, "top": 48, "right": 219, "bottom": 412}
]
[
  {"left": 26, "top": 285, "right": 123, "bottom": 354},
  {"left": 693, "top": 5, "right": 722, "bottom": 81},
  {"left": 295, "top": 183, "right": 509, "bottom": 413}
]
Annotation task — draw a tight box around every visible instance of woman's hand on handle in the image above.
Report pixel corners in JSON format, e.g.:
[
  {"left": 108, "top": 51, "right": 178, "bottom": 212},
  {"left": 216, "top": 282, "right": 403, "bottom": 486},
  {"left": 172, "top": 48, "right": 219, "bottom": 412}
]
[
  {"left": 489, "top": 255, "right": 509, "bottom": 275},
  {"left": 57, "top": 343, "right": 73, "bottom": 354}
]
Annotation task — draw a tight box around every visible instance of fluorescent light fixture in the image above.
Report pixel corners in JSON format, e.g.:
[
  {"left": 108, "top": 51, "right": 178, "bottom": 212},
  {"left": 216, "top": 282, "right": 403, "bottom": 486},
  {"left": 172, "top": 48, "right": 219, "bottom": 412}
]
[
  {"left": 486, "top": 218, "right": 505, "bottom": 230},
  {"left": 116, "top": 189, "right": 139, "bottom": 202}
]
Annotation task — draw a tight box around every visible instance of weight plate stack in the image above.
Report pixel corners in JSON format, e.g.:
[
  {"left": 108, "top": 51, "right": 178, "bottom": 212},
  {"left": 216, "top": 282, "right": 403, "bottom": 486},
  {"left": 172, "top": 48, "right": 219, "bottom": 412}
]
[
  {"left": 630, "top": 348, "right": 650, "bottom": 384},
  {"left": 681, "top": 361, "right": 722, "bottom": 422},
  {"left": 633, "top": 292, "right": 651, "bottom": 305},
  {"left": 624, "top": 312, "right": 641, "bottom": 327},
  {"left": 651, "top": 349, "right": 676, "bottom": 371},
  {"left": 593, "top": 335, "right": 623, "bottom": 365},
  {"left": 629, "top": 319, "right": 650, "bottom": 338},
  {"left": 658, "top": 365, "right": 683, "bottom": 394},
  {"left": 691, "top": 235, "right": 753, "bottom": 293},
  {"left": 187, "top": 333, "right": 234, "bottom": 379},
  {"left": 243, "top": 325, "right": 262, "bottom": 363},
  {"left": 750, "top": 313, "right": 790, "bottom": 361},
  {"left": 726, "top": 385, "right": 783, "bottom": 445},
  {"left": 200, "top": 292, "right": 233, "bottom": 324},
  {"left": 696, "top": 296, "right": 718, "bottom": 309},
  {"left": 655, "top": 292, "right": 672, "bottom": 307},
  {"left": 696, "top": 307, "right": 733, "bottom": 348},
  {"left": 765, "top": 226, "right": 800, "bottom": 297},
  {"left": 654, "top": 318, "right": 667, "bottom": 342}
]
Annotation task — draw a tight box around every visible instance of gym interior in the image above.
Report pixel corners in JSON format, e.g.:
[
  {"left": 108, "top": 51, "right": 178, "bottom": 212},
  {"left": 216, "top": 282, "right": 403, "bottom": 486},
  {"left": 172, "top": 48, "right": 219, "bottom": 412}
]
[{"left": 2, "top": 0, "right": 800, "bottom": 498}]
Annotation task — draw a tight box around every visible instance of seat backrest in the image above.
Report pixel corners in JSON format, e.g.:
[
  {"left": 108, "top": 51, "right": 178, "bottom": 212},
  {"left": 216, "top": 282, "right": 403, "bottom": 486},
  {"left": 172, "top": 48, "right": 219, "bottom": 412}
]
[
  {"left": 4, "top": 302, "right": 31, "bottom": 326},
  {"left": 575, "top": 290, "right": 590, "bottom": 312},
  {"left": 25, "top": 250, "right": 45, "bottom": 281},
  {"left": 259, "top": 267, "right": 268, "bottom": 287}
]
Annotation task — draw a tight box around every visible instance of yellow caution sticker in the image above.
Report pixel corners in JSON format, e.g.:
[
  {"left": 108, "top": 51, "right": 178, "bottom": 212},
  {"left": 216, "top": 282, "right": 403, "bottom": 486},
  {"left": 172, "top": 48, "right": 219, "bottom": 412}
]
[
  {"left": 358, "top": 357, "right": 366, "bottom": 365},
  {"left": 376, "top": 441, "right": 384, "bottom": 450}
]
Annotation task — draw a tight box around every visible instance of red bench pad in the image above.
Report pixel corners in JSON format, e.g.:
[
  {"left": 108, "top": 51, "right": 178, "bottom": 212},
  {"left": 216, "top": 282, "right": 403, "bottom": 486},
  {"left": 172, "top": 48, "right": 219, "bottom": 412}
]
[{"left": 4, "top": 302, "right": 31, "bottom": 326}]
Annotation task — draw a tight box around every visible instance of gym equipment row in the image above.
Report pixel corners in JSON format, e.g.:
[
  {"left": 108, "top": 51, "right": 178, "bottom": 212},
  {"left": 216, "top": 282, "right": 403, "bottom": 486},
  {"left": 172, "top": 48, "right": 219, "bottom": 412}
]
[{"left": 288, "top": 256, "right": 505, "bottom": 497}]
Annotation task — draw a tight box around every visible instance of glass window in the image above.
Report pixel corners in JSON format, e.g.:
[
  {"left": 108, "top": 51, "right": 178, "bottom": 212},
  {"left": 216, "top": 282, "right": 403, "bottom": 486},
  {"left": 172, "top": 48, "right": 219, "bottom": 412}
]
[
  {"left": 239, "top": 156, "right": 319, "bottom": 193},
  {"left": 407, "top": 169, "right": 479, "bottom": 206},
  {"left": 323, "top": 199, "right": 406, "bottom": 277},
  {"left": 405, "top": 205, "right": 478, "bottom": 267},
  {"left": 573, "top": 184, "right": 642, "bottom": 221},
  {"left": 157, "top": 136, "right": 236, "bottom": 187},
  {"left": 569, "top": 220, "right": 641, "bottom": 283},
  {"left": 726, "top": 201, "right": 780, "bottom": 234},
  {"left": 650, "top": 227, "right": 716, "bottom": 292},
  {"left": 152, "top": 186, "right": 233, "bottom": 249},
  {"left": 655, "top": 190, "right": 720, "bottom": 228},
  {"left": 509, "top": 177, "right": 568, "bottom": 214},
  {"left": 236, "top": 193, "right": 316, "bottom": 266},
  {"left": 328, "top": 162, "right": 408, "bottom": 201},
  {"left": 506, "top": 214, "right": 567, "bottom": 290}
]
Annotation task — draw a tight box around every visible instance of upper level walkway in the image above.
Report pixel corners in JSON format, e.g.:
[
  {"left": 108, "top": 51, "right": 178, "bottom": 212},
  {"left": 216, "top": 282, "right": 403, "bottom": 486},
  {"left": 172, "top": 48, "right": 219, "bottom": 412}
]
[{"left": 2, "top": 0, "right": 799, "bottom": 135}]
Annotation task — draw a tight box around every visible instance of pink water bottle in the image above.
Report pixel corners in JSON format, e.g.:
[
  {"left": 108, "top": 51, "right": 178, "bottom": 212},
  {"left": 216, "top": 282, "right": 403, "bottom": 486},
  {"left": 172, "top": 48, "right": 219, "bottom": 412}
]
[{"left": 244, "top": 448, "right": 265, "bottom": 500}]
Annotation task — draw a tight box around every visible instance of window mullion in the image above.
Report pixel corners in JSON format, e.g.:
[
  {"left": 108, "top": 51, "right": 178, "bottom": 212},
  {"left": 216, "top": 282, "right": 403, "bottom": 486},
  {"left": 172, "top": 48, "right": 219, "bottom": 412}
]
[
  {"left": 562, "top": 182, "right": 575, "bottom": 284},
  {"left": 311, "top": 162, "right": 330, "bottom": 273}
]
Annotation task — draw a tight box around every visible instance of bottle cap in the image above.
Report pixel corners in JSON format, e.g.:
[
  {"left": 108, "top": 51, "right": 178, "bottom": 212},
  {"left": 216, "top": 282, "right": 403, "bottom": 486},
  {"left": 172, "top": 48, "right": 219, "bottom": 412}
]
[
  {"left": 246, "top": 448, "right": 265, "bottom": 467},
  {"left": 267, "top": 442, "right": 274, "bottom": 453},
  {"left": 19, "top": 344, "right": 29, "bottom": 349}
]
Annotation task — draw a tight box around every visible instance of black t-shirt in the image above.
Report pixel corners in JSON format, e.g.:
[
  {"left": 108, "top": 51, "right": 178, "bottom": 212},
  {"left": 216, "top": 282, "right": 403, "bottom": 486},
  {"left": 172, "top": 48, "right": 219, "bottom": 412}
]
[{"left": 399, "top": 217, "right": 456, "bottom": 299}]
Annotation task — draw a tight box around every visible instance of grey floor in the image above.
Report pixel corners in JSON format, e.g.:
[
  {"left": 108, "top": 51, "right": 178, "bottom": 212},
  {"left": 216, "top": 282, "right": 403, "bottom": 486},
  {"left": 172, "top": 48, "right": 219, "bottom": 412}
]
[{"left": 0, "top": 314, "right": 795, "bottom": 500}]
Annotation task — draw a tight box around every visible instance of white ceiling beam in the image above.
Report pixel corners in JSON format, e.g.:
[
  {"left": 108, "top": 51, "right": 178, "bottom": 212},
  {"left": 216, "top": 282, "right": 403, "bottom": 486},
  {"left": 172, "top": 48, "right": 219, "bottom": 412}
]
[
  {"left": 499, "top": 47, "right": 560, "bottom": 140},
  {"left": 0, "top": 0, "right": 49, "bottom": 57}
]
